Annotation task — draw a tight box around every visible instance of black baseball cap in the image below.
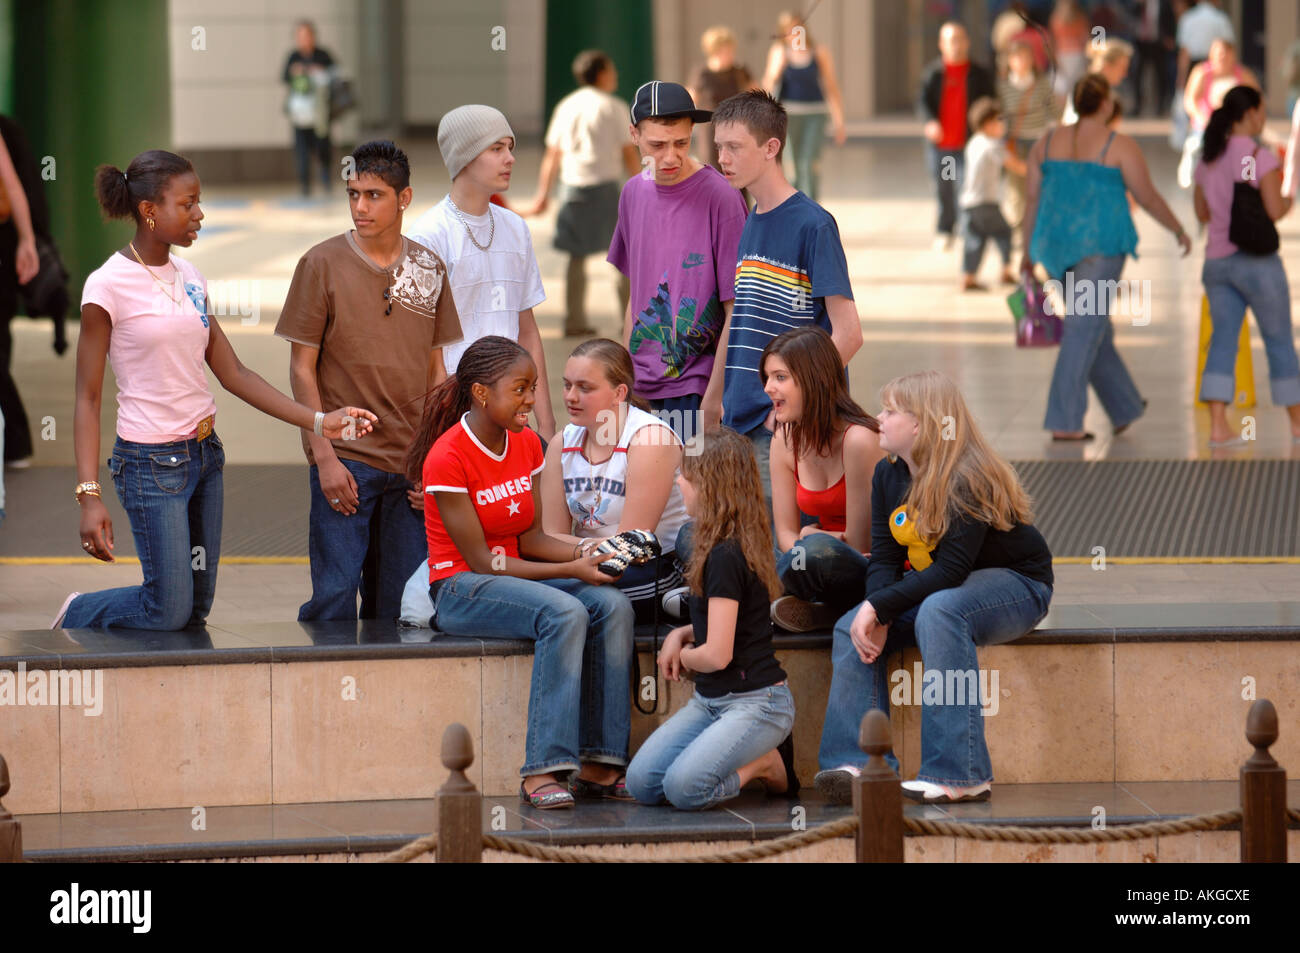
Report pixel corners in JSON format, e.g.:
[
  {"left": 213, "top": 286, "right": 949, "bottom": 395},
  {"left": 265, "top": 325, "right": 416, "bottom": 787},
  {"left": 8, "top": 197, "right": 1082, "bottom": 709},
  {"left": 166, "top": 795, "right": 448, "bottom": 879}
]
[{"left": 630, "top": 81, "right": 713, "bottom": 125}]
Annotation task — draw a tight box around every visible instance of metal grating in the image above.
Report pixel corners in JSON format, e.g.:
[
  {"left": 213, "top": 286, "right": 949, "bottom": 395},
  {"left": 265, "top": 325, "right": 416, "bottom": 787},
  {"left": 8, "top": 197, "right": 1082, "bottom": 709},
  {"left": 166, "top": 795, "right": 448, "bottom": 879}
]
[{"left": 1013, "top": 460, "right": 1300, "bottom": 558}]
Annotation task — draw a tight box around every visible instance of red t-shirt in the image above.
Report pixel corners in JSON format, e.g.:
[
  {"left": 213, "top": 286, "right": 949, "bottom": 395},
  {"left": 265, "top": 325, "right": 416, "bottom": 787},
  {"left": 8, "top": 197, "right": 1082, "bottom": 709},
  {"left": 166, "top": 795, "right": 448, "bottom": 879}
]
[
  {"left": 422, "top": 415, "right": 546, "bottom": 582},
  {"left": 938, "top": 62, "right": 969, "bottom": 150}
]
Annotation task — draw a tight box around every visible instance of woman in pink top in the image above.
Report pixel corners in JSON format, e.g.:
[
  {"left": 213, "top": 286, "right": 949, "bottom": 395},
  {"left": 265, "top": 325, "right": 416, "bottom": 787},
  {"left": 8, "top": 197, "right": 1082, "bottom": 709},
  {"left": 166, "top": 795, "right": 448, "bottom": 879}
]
[
  {"left": 53, "top": 150, "right": 376, "bottom": 630},
  {"left": 1179, "top": 39, "right": 1260, "bottom": 188},
  {"left": 1192, "top": 88, "right": 1300, "bottom": 449},
  {"left": 763, "top": 326, "right": 884, "bottom": 633}
]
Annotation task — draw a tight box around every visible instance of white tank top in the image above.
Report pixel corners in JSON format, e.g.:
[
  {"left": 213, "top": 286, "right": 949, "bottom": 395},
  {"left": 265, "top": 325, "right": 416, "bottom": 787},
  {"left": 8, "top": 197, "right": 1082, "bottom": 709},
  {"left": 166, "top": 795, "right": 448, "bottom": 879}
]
[{"left": 561, "top": 406, "right": 689, "bottom": 552}]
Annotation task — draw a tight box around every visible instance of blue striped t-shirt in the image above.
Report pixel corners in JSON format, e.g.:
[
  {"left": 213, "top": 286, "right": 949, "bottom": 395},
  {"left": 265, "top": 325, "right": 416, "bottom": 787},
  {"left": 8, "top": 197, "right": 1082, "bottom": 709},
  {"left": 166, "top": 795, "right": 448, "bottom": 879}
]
[{"left": 722, "top": 191, "right": 853, "bottom": 436}]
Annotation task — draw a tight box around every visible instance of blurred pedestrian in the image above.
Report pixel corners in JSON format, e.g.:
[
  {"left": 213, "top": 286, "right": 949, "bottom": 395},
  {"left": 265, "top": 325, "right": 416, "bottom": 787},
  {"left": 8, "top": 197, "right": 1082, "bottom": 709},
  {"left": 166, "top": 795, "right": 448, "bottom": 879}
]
[
  {"left": 0, "top": 125, "right": 39, "bottom": 468},
  {"left": 1062, "top": 39, "right": 1134, "bottom": 124},
  {"left": 1194, "top": 86, "right": 1300, "bottom": 448},
  {"left": 687, "top": 26, "right": 755, "bottom": 172},
  {"left": 1050, "top": 0, "right": 1090, "bottom": 101},
  {"left": 998, "top": 40, "right": 1055, "bottom": 229},
  {"left": 282, "top": 20, "right": 336, "bottom": 197},
  {"left": 1133, "top": 0, "right": 1177, "bottom": 117},
  {"left": 1023, "top": 75, "right": 1190, "bottom": 441},
  {"left": 1179, "top": 39, "right": 1258, "bottom": 188},
  {"left": 919, "top": 21, "right": 995, "bottom": 250},
  {"left": 762, "top": 10, "right": 846, "bottom": 201},
  {"left": 523, "top": 51, "right": 637, "bottom": 337}
]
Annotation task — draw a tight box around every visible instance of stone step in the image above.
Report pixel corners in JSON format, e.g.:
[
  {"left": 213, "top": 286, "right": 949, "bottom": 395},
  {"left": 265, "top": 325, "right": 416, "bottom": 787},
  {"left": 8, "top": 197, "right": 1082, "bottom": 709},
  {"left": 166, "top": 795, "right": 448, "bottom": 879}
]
[
  {"left": 1, "top": 603, "right": 1298, "bottom": 814},
  {"left": 17, "top": 784, "right": 1300, "bottom": 864}
]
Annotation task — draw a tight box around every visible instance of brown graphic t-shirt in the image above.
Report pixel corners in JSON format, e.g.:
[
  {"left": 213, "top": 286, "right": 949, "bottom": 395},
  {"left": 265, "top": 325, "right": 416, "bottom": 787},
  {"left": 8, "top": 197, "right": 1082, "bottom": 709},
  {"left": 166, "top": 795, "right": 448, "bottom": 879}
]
[{"left": 275, "top": 232, "right": 463, "bottom": 475}]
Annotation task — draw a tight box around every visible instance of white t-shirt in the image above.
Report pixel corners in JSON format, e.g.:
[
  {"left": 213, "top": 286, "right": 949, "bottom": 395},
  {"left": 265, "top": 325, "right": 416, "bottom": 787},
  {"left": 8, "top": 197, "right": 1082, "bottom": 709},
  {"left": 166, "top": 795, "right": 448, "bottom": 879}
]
[
  {"left": 544, "top": 86, "right": 629, "bottom": 187},
  {"left": 1176, "top": 2, "right": 1234, "bottom": 60},
  {"left": 560, "top": 405, "right": 689, "bottom": 552},
  {"left": 408, "top": 196, "right": 546, "bottom": 374},
  {"left": 81, "top": 252, "right": 218, "bottom": 443},
  {"left": 960, "top": 133, "right": 1006, "bottom": 208}
]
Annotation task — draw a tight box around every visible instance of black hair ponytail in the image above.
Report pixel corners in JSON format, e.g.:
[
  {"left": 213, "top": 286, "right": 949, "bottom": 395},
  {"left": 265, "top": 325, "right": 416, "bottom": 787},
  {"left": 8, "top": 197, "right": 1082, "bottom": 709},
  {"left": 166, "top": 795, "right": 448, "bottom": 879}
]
[
  {"left": 94, "top": 149, "right": 194, "bottom": 222},
  {"left": 1201, "top": 85, "right": 1262, "bottom": 164}
]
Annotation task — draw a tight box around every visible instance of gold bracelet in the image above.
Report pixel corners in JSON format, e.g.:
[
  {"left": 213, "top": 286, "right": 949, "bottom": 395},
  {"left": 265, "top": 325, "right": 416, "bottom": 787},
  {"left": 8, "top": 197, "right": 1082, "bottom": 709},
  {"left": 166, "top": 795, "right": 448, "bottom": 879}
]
[{"left": 74, "top": 481, "right": 102, "bottom": 502}]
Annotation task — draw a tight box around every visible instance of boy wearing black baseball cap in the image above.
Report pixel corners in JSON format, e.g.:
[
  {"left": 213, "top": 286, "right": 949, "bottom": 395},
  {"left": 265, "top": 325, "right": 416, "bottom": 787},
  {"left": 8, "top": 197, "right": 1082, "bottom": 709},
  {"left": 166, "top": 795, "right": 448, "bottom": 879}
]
[{"left": 607, "top": 81, "right": 748, "bottom": 438}]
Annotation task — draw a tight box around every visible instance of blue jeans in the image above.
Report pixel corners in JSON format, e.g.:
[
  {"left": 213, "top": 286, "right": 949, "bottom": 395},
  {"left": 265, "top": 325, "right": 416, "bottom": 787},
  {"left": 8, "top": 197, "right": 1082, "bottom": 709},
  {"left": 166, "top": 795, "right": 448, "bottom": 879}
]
[
  {"left": 1201, "top": 253, "right": 1300, "bottom": 406},
  {"left": 431, "top": 572, "right": 634, "bottom": 776},
  {"left": 926, "top": 142, "right": 965, "bottom": 236},
  {"left": 747, "top": 421, "right": 774, "bottom": 508},
  {"left": 1043, "top": 254, "right": 1145, "bottom": 432},
  {"left": 818, "top": 568, "right": 1052, "bottom": 786},
  {"left": 299, "top": 458, "right": 426, "bottom": 622},
  {"left": 786, "top": 111, "right": 828, "bottom": 200},
  {"left": 961, "top": 203, "right": 1012, "bottom": 275},
  {"left": 777, "top": 532, "right": 871, "bottom": 612},
  {"left": 626, "top": 683, "right": 795, "bottom": 809},
  {"left": 63, "top": 433, "right": 226, "bottom": 629},
  {"left": 649, "top": 393, "right": 701, "bottom": 445}
]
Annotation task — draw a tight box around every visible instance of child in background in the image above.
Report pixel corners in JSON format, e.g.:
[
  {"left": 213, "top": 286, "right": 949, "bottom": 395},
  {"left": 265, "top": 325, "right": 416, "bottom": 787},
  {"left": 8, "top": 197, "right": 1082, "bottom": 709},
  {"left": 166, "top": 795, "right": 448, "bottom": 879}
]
[
  {"left": 625, "top": 427, "right": 797, "bottom": 811},
  {"left": 959, "top": 97, "right": 1024, "bottom": 291}
]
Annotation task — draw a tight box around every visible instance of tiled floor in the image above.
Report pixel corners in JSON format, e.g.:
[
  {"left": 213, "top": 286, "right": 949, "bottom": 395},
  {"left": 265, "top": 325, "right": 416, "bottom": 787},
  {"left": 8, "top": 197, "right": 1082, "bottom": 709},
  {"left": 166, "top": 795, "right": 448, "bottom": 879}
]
[{"left": 19, "top": 781, "right": 1300, "bottom": 861}]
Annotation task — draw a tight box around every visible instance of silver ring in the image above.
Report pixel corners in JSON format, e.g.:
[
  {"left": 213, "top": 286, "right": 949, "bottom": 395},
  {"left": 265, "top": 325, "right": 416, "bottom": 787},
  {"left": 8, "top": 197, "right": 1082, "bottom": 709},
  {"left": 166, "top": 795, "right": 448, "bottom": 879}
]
[
  {"left": 331, "top": 498, "right": 340, "bottom": 505},
  {"left": 83, "top": 542, "right": 91, "bottom": 549}
]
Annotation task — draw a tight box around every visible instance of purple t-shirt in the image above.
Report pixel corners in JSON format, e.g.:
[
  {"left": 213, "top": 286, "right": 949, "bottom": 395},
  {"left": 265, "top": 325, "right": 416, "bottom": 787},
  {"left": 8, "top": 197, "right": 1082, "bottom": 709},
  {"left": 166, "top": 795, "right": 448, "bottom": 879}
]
[
  {"left": 607, "top": 164, "right": 748, "bottom": 400},
  {"left": 1195, "top": 135, "right": 1280, "bottom": 259}
]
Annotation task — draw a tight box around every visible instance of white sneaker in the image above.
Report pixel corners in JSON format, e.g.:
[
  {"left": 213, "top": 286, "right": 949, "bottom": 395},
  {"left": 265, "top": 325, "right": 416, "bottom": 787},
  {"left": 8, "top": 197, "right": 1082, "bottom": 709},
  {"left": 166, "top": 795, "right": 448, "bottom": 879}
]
[
  {"left": 932, "top": 234, "right": 953, "bottom": 252},
  {"left": 51, "top": 592, "right": 81, "bottom": 630},
  {"left": 900, "top": 779, "right": 991, "bottom": 803},
  {"left": 5, "top": 456, "right": 32, "bottom": 469},
  {"left": 661, "top": 585, "right": 690, "bottom": 619}
]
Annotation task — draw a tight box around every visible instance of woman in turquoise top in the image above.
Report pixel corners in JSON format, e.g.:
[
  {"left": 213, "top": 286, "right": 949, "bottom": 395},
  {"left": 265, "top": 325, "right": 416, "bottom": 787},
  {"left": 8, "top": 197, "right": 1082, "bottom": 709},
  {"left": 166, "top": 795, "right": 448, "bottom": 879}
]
[{"left": 1023, "top": 74, "right": 1190, "bottom": 441}]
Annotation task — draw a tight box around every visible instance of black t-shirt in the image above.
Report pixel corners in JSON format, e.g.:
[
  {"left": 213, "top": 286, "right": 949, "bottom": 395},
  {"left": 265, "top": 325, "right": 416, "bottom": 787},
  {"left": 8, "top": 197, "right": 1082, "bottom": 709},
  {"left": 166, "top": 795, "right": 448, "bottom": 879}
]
[{"left": 689, "top": 539, "right": 786, "bottom": 697}]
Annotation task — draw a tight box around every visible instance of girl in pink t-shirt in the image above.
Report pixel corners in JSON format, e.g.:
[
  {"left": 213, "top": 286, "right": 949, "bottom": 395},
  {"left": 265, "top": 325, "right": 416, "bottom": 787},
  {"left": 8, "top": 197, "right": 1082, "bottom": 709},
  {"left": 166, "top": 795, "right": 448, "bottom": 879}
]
[
  {"left": 1192, "top": 88, "right": 1300, "bottom": 449},
  {"left": 53, "top": 149, "right": 376, "bottom": 631}
]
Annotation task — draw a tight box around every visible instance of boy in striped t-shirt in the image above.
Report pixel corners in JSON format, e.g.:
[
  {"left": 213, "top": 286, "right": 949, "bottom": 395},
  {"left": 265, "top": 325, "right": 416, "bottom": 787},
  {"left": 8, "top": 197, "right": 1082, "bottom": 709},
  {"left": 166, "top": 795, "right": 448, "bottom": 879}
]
[{"left": 711, "top": 90, "right": 860, "bottom": 502}]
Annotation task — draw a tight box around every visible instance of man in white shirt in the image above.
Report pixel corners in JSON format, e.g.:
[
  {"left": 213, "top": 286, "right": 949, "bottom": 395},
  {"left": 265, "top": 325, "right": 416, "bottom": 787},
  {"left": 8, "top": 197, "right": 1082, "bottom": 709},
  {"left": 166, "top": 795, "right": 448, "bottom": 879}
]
[
  {"left": 408, "top": 104, "right": 556, "bottom": 439},
  {"left": 523, "top": 50, "right": 639, "bottom": 337}
]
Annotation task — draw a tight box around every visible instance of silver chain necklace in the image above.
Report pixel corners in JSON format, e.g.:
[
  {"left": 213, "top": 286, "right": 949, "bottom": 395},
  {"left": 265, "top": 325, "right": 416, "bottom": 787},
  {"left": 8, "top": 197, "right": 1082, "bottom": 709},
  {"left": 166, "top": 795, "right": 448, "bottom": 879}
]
[{"left": 448, "top": 197, "right": 494, "bottom": 251}]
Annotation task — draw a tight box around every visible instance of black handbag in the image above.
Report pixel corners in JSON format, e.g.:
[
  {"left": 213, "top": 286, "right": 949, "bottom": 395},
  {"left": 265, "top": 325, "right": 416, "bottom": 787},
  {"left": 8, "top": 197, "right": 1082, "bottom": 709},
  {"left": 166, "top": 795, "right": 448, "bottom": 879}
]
[
  {"left": 20, "top": 234, "right": 70, "bottom": 354},
  {"left": 1228, "top": 148, "right": 1280, "bottom": 255}
]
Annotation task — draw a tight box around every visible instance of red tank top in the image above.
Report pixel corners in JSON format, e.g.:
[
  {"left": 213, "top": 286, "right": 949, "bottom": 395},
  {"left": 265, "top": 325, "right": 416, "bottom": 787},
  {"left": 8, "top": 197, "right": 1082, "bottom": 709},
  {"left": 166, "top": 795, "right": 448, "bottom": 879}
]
[{"left": 794, "top": 439, "right": 848, "bottom": 533}]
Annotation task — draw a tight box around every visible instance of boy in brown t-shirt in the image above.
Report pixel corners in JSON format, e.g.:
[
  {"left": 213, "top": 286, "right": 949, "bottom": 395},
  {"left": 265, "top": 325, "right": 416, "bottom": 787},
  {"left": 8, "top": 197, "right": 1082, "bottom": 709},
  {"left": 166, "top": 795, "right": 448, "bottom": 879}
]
[{"left": 276, "top": 139, "right": 462, "bottom": 622}]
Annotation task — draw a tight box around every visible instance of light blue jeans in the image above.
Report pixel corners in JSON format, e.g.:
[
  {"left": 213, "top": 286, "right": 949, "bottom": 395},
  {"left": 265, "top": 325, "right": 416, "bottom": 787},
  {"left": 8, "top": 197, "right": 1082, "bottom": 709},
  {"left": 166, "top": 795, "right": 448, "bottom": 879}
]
[
  {"left": 818, "top": 568, "right": 1051, "bottom": 786},
  {"left": 1044, "top": 254, "right": 1146, "bottom": 432},
  {"left": 1201, "top": 252, "right": 1300, "bottom": 406},
  {"left": 62, "top": 433, "right": 225, "bottom": 629},
  {"left": 430, "top": 572, "right": 634, "bottom": 777},
  {"left": 626, "top": 682, "right": 795, "bottom": 810}
]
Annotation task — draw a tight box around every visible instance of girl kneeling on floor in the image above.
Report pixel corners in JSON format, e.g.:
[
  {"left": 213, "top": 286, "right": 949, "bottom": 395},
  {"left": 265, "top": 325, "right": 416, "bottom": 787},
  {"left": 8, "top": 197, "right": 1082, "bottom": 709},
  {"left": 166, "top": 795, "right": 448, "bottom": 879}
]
[
  {"left": 626, "top": 427, "right": 798, "bottom": 810},
  {"left": 410, "top": 335, "right": 634, "bottom": 810},
  {"left": 815, "top": 371, "right": 1053, "bottom": 805}
]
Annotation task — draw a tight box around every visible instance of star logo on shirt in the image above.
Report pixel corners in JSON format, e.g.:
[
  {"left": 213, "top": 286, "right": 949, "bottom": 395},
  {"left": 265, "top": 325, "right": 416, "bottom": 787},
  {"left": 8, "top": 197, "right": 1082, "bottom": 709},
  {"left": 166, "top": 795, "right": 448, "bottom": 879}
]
[{"left": 507, "top": 499, "right": 521, "bottom": 516}]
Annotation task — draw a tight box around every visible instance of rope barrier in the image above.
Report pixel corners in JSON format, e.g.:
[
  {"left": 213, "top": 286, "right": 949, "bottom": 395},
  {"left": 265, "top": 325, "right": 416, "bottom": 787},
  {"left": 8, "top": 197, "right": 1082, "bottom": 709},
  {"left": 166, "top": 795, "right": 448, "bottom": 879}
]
[{"left": 379, "top": 803, "right": 1287, "bottom": 862}]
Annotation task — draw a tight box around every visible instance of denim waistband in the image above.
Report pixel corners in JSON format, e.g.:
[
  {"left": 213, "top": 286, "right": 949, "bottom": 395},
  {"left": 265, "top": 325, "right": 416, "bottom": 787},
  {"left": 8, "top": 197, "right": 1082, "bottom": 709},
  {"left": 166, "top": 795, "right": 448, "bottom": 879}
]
[{"left": 111, "top": 432, "right": 220, "bottom": 456}]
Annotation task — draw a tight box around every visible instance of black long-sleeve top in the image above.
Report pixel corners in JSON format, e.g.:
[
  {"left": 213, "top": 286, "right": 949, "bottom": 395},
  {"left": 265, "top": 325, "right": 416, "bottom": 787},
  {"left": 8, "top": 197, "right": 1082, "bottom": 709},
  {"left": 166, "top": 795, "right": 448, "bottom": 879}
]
[{"left": 864, "top": 456, "right": 1053, "bottom": 624}]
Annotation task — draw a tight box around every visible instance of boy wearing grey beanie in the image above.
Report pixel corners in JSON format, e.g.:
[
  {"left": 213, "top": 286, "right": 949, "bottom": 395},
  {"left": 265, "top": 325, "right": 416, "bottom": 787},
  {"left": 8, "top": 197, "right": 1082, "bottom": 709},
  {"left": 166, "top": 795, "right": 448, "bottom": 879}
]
[{"left": 409, "top": 105, "right": 556, "bottom": 440}]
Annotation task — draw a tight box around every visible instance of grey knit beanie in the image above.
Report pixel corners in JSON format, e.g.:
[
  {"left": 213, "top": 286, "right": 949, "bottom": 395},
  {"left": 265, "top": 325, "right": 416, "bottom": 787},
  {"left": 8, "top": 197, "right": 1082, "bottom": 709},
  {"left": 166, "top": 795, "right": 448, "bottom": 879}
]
[{"left": 437, "top": 105, "right": 516, "bottom": 181}]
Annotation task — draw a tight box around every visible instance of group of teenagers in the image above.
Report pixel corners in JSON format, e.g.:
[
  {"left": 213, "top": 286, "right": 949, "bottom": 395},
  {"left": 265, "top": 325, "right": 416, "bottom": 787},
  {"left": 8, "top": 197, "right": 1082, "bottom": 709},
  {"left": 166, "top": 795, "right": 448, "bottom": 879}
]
[{"left": 55, "top": 70, "right": 1054, "bottom": 812}]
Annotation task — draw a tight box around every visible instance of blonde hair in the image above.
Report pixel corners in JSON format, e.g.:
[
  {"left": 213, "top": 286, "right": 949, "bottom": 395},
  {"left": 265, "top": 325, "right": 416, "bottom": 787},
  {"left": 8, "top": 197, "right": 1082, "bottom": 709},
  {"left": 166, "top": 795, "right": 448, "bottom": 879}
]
[
  {"left": 1088, "top": 37, "right": 1133, "bottom": 73},
  {"left": 777, "top": 11, "right": 813, "bottom": 48},
  {"left": 880, "top": 371, "right": 1034, "bottom": 543},
  {"left": 701, "top": 25, "right": 737, "bottom": 55},
  {"left": 681, "top": 428, "right": 781, "bottom": 600}
]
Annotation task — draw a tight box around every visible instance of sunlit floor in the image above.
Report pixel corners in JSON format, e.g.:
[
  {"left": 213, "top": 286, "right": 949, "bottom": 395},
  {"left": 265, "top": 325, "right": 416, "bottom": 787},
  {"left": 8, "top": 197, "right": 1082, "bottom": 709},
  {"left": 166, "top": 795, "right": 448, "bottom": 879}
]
[{"left": 10, "top": 135, "right": 1300, "bottom": 466}]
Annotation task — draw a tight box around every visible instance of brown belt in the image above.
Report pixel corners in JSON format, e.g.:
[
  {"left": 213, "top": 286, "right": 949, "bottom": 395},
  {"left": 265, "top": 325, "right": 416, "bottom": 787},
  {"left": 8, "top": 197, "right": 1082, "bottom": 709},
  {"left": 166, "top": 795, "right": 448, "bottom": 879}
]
[{"left": 190, "top": 414, "right": 215, "bottom": 441}]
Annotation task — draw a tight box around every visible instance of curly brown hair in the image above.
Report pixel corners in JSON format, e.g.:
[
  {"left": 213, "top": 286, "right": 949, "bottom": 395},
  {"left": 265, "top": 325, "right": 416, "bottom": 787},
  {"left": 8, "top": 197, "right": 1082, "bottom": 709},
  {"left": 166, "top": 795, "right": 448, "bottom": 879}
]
[{"left": 681, "top": 427, "right": 781, "bottom": 599}]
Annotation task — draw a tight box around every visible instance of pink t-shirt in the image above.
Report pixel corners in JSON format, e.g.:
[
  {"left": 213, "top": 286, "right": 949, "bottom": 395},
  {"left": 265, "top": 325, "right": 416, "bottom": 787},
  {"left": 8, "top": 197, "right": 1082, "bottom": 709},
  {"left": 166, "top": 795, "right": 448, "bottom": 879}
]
[
  {"left": 1194, "top": 135, "right": 1280, "bottom": 259},
  {"left": 81, "top": 251, "right": 217, "bottom": 443}
]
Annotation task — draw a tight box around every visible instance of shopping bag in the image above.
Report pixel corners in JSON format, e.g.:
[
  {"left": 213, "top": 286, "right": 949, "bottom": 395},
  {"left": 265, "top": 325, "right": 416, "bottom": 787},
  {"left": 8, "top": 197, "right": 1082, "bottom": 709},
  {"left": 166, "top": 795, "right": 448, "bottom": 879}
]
[{"left": 1007, "top": 268, "right": 1062, "bottom": 347}]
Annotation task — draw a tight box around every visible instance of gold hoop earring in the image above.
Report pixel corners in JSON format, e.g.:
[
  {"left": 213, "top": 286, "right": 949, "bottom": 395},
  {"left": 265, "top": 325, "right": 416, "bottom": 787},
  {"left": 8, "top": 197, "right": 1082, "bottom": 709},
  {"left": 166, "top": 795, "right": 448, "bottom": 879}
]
[{"left": 148, "top": 218, "right": 156, "bottom": 231}]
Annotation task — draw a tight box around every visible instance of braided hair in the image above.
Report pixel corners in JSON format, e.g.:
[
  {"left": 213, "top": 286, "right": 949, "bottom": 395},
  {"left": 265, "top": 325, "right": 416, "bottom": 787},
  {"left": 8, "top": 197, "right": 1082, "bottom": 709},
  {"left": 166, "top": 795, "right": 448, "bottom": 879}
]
[{"left": 405, "top": 335, "right": 532, "bottom": 484}]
